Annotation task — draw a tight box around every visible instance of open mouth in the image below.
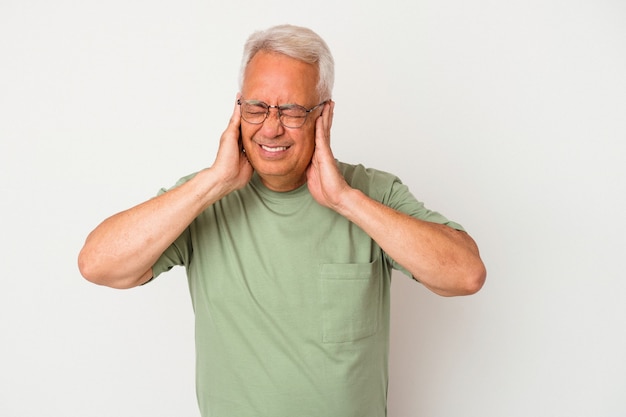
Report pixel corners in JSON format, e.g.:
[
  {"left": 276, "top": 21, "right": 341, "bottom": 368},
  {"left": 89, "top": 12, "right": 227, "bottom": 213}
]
[{"left": 260, "top": 144, "right": 290, "bottom": 153}]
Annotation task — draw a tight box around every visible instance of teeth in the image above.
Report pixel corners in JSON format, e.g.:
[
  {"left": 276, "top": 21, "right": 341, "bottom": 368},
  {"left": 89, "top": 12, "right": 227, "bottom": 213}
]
[{"left": 261, "top": 145, "right": 288, "bottom": 152}]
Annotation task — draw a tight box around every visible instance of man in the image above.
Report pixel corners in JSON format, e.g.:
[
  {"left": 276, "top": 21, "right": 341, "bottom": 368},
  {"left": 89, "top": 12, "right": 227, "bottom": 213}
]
[{"left": 79, "top": 24, "right": 485, "bottom": 417}]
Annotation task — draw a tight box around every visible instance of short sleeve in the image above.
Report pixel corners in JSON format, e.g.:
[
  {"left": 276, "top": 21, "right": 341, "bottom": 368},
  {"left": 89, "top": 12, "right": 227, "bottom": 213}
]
[
  {"left": 148, "top": 176, "right": 196, "bottom": 281},
  {"left": 151, "top": 226, "right": 191, "bottom": 279},
  {"left": 339, "top": 162, "right": 465, "bottom": 279},
  {"left": 385, "top": 180, "right": 465, "bottom": 232}
]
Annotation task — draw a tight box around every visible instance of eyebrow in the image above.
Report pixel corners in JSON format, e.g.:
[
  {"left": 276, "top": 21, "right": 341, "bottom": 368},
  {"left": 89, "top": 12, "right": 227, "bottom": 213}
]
[
  {"left": 277, "top": 103, "right": 302, "bottom": 110},
  {"left": 243, "top": 99, "right": 304, "bottom": 109}
]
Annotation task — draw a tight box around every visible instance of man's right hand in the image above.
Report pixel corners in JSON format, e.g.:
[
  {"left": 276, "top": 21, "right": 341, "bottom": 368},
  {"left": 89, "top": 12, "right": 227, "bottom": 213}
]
[
  {"left": 78, "top": 95, "right": 254, "bottom": 289},
  {"left": 209, "top": 95, "right": 254, "bottom": 197}
]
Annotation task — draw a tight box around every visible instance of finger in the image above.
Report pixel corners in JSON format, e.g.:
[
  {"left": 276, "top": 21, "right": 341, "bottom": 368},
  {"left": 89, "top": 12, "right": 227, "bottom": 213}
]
[
  {"left": 325, "top": 100, "right": 334, "bottom": 131},
  {"left": 321, "top": 101, "right": 334, "bottom": 142},
  {"left": 317, "top": 102, "right": 334, "bottom": 145},
  {"left": 222, "top": 95, "right": 243, "bottom": 147},
  {"left": 314, "top": 111, "right": 328, "bottom": 147},
  {"left": 314, "top": 115, "right": 334, "bottom": 163},
  {"left": 228, "top": 94, "right": 242, "bottom": 130}
]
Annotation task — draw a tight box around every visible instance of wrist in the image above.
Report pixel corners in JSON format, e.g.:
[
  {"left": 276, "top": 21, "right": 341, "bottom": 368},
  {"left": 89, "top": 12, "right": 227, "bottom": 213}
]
[
  {"left": 332, "top": 187, "right": 364, "bottom": 219},
  {"left": 191, "top": 168, "right": 235, "bottom": 208}
]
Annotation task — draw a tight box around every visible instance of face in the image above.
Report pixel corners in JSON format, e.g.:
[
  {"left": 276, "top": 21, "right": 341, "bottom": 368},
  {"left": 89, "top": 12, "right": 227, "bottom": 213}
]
[{"left": 240, "top": 51, "right": 322, "bottom": 192}]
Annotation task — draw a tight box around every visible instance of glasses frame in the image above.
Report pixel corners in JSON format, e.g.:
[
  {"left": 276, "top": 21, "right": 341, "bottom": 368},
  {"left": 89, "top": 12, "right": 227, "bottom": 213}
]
[{"left": 237, "top": 98, "right": 327, "bottom": 128}]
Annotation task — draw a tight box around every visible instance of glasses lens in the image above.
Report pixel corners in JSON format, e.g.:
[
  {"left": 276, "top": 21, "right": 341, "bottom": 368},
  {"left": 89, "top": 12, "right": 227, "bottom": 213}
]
[
  {"left": 241, "top": 102, "right": 268, "bottom": 124},
  {"left": 239, "top": 100, "right": 312, "bottom": 128},
  {"left": 279, "top": 105, "right": 307, "bottom": 128}
]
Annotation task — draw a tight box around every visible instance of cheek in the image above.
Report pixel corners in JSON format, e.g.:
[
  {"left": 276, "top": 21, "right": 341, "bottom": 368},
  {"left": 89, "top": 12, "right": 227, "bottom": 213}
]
[
  {"left": 301, "top": 127, "right": 317, "bottom": 155},
  {"left": 240, "top": 124, "right": 252, "bottom": 139},
  {"left": 300, "top": 136, "right": 316, "bottom": 162},
  {"left": 240, "top": 125, "right": 258, "bottom": 148}
]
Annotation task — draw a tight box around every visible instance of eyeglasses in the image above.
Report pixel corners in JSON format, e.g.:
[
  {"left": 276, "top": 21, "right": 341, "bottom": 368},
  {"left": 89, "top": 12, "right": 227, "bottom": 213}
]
[{"left": 237, "top": 98, "right": 326, "bottom": 128}]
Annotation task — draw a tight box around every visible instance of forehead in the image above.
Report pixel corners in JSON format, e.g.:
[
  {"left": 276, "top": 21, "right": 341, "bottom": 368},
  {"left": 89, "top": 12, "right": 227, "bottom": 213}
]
[{"left": 241, "top": 51, "right": 319, "bottom": 104}]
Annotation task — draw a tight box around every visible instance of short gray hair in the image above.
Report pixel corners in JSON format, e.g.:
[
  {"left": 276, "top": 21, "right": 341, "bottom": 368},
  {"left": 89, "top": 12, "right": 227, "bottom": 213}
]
[{"left": 239, "top": 24, "right": 334, "bottom": 101}]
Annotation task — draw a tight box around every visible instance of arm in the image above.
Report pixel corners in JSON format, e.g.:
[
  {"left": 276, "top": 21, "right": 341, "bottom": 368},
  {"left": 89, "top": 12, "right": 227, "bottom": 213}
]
[
  {"left": 306, "top": 102, "right": 486, "bottom": 296},
  {"left": 78, "top": 97, "right": 253, "bottom": 289},
  {"left": 328, "top": 190, "right": 485, "bottom": 296}
]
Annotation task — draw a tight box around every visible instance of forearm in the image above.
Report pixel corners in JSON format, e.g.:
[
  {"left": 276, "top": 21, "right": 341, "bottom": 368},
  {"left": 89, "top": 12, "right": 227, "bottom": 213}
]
[
  {"left": 335, "top": 189, "right": 486, "bottom": 296},
  {"left": 78, "top": 168, "right": 230, "bottom": 289}
]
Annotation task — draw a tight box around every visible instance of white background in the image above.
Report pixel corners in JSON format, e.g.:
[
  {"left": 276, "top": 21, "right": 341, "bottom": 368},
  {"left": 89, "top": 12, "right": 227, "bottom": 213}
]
[{"left": 1, "top": 1, "right": 625, "bottom": 416}]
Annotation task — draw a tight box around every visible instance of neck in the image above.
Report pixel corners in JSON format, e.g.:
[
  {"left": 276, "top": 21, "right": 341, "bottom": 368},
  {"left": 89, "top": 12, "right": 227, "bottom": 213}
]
[{"left": 258, "top": 173, "right": 307, "bottom": 192}]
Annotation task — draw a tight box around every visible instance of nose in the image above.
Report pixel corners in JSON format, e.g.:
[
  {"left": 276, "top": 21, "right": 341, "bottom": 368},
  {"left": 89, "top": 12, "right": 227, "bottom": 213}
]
[{"left": 260, "top": 107, "right": 285, "bottom": 136}]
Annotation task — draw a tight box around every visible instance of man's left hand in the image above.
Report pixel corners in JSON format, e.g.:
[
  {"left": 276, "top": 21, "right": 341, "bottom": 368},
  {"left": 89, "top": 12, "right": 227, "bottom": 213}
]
[{"left": 306, "top": 101, "right": 351, "bottom": 211}]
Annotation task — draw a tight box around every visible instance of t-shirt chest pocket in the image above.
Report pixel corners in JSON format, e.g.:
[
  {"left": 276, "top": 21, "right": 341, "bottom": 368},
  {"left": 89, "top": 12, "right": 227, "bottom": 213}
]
[{"left": 319, "top": 259, "right": 382, "bottom": 343}]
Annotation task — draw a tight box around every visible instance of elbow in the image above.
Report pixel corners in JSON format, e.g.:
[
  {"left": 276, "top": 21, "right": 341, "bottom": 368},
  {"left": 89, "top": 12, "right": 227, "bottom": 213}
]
[
  {"left": 430, "top": 259, "right": 486, "bottom": 297},
  {"left": 458, "top": 259, "right": 487, "bottom": 296},
  {"left": 78, "top": 248, "right": 141, "bottom": 290},
  {"left": 78, "top": 248, "right": 100, "bottom": 284}
]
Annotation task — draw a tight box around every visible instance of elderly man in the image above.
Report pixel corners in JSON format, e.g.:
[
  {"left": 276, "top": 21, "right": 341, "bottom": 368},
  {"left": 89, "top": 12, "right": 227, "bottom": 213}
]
[{"left": 79, "top": 24, "right": 485, "bottom": 417}]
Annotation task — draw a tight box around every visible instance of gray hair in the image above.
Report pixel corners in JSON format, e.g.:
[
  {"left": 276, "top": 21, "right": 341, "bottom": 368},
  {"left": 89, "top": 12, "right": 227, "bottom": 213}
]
[{"left": 238, "top": 24, "right": 334, "bottom": 101}]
